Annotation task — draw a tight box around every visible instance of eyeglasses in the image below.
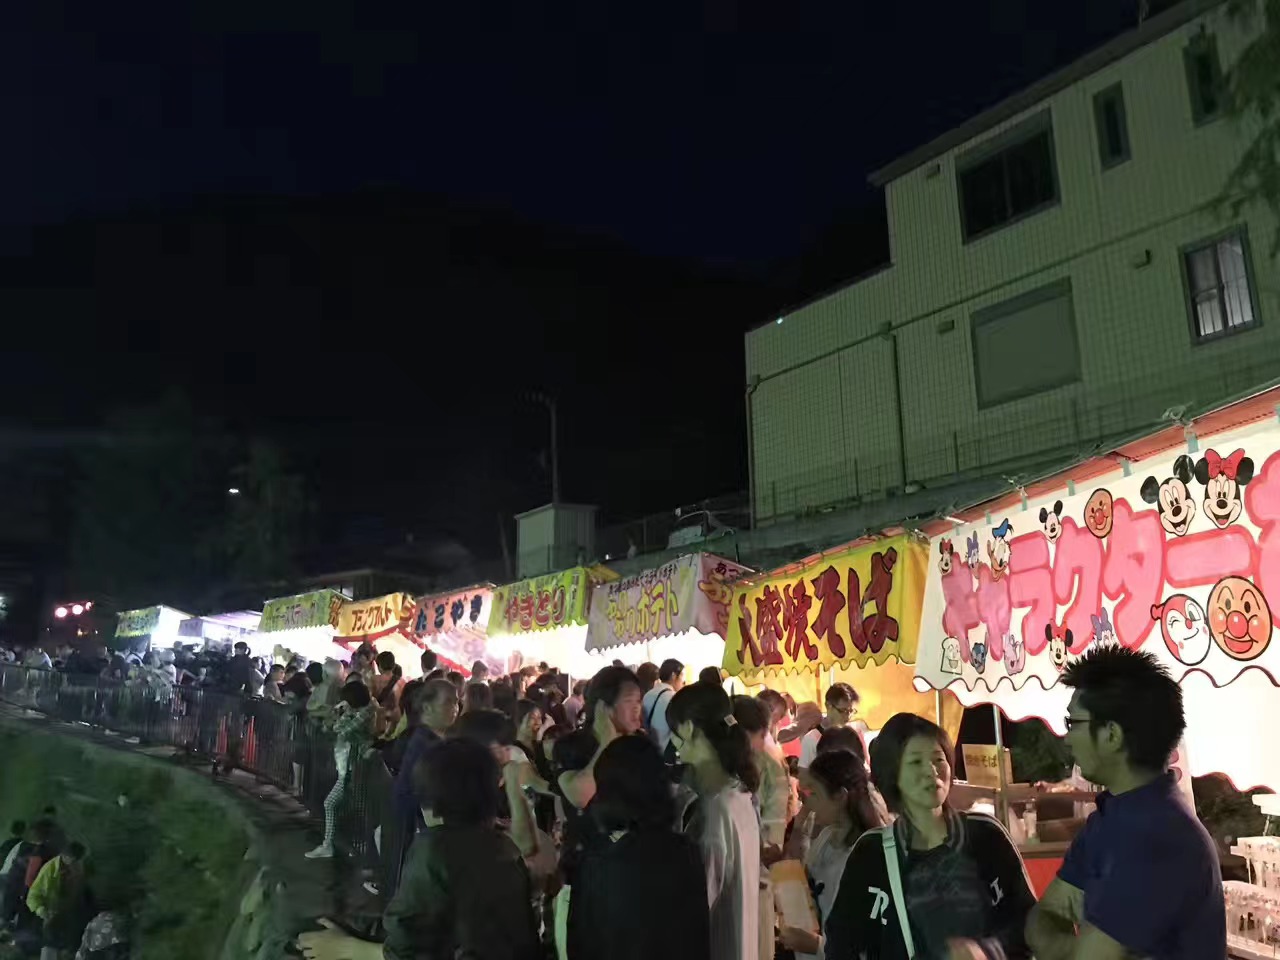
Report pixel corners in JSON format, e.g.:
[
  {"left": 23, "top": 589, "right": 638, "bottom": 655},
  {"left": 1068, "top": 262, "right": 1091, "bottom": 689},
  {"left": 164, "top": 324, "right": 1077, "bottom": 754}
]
[
  {"left": 1063, "top": 715, "right": 1091, "bottom": 730},
  {"left": 832, "top": 703, "right": 855, "bottom": 717},
  {"left": 669, "top": 730, "right": 685, "bottom": 751}
]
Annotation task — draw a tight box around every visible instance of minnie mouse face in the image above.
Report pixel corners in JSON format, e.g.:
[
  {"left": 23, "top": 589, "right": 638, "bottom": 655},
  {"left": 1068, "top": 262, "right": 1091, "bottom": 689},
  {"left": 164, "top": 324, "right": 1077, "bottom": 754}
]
[
  {"left": 1039, "top": 501, "right": 1063, "bottom": 543},
  {"left": 1194, "top": 448, "right": 1254, "bottom": 529},
  {"left": 1045, "top": 622, "right": 1071, "bottom": 671},
  {"left": 1141, "top": 455, "right": 1197, "bottom": 537},
  {"left": 938, "top": 539, "right": 955, "bottom": 576}
]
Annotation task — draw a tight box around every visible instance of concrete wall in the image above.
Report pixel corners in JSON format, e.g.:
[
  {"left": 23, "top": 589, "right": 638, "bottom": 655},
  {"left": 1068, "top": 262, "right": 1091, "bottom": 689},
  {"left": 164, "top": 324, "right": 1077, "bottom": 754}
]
[{"left": 747, "top": 4, "right": 1278, "bottom": 524}]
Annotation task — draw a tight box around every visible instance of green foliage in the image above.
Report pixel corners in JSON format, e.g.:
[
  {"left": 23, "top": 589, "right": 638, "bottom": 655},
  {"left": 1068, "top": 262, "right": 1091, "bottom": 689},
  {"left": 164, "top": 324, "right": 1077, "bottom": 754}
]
[
  {"left": 1009, "top": 718, "right": 1073, "bottom": 783},
  {"left": 0, "top": 728, "right": 251, "bottom": 960},
  {"left": 1215, "top": 0, "right": 1280, "bottom": 256}
]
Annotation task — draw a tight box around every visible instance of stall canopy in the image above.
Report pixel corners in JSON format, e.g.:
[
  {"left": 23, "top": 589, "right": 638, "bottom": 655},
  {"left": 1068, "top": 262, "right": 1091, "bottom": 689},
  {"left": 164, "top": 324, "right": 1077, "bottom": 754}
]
[
  {"left": 177, "top": 611, "right": 261, "bottom": 649},
  {"left": 487, "top": 565, "right": 618, "bottom": 678},
  {"left": 584, "top": 553, "right": 749, "bottom": 672},
  {"left": 256, "top": 588, "right": 344, "bottom": 662},
  {"left": 722, "top": 534, "right": 958, "bottom": 733},
  {"left": 409, "top": 584, "right": 496, "bottom": 676},
  {"left": 115, "top": 605, "right": 192, "bottom": 653},
  {"left": 913, "top": 390, "right": 1280, "bottom": 790}
]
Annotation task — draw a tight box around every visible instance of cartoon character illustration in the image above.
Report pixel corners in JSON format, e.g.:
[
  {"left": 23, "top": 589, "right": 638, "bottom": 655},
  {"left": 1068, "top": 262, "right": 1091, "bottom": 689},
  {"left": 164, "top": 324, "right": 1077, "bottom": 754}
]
[
  {"left": 1206, "top": 576, "right": 1273, "bottom": 661},
  {"left": 1006, "top": 634, "right": 1025, "bottom": 676},
  {"left": 1090, "top": 609, "right": 1117, "bottom": 646},
  {"left": 970, "top": 640, "right": 988, "bottom": 674},
  {"left": 1151, "top": 594, "right": 1211, "bottom": 667},
  {"left": 1045, "top": 623, "right": 1071, "bottom": 671},
  {"left": 965, "top": 532, "right": 980, "bottom": 570},
  {"left": 1039, "top": 501, "right": 1063, "bottom": 543},
  {"left": 1194, "top": 448, "right": 1254, "bottom": 529},
  {"left": 939, "top": 539, "right": 955, "bottom": 576},
  {"left": 940, "top": 637, "right": 962, "bottom": 675},
  {"left": 987, "top": 519, "right": 1013, "bottom": 580},
  {"left": 1140, "top": 455, "right": 1197, "bottom": 537},
  {"left": 1084, "top": 489, "right": 1114, "bottom": 539}
]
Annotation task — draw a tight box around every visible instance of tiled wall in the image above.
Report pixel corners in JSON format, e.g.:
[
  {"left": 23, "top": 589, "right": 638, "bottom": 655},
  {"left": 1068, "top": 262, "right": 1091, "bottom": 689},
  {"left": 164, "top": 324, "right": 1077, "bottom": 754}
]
[{"left": 747, "top": 7, "right": 1280, "bottom": 523}]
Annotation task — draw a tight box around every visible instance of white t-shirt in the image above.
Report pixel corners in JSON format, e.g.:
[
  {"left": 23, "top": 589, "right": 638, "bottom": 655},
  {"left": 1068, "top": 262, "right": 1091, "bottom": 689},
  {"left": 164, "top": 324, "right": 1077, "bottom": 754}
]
[
  {"left": 641, "top": 683, "right": 676, "bottom": 752},
  {"left": 798, "top": 719, "right": 869, "bottom": 769},
  {"left": 687, "top": 782, "right": 761, "bottom": 960},
  {"left": 797, "top": 825, "right": 854, "bottom": 960}
]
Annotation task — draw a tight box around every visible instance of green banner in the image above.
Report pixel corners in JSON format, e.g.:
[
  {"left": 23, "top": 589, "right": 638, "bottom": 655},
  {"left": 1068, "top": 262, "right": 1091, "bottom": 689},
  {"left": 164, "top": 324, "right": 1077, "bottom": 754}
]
[
  {"left": 260, "top": 589, "right": 344, "bottom": 633},
  {"left": 116, "top": 606, "right": 162, "bottom": 638}
]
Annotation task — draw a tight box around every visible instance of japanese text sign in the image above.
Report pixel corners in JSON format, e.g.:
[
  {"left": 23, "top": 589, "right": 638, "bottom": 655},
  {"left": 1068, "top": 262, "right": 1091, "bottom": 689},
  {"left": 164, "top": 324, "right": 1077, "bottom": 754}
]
[
  {"left": 409, "top": 587, "right": 500, "bottom": 674},
  {"left": 960, "top": 745, "right": 1011, "bottom": 789},
  {"left": 585, "top": 553, "right": 750, "bottom": 652},
  {"left": 260, "top": 589, "right": 344, "bottom": 634},
  {"left": 336, "top": 592, "right": 416, "bottom": 639},
  {"left": 915, "top": 418, "right": 1280, "bottom": 728},
  {"left": 722, "top": 535, "right": 926, "bottom": 675},
  {"left": 116, "top": 606, "right": 162, "bottom": 638},
  {"left": 489, "top": 567, "right": 592, "bottom": 637}
]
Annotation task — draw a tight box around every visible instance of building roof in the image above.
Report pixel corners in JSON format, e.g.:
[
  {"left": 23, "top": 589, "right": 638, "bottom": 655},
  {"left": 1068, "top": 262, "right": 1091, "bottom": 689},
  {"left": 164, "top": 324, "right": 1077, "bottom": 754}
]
[{"left": 867, "top": 0, "right": 1224, "bottom": 187}]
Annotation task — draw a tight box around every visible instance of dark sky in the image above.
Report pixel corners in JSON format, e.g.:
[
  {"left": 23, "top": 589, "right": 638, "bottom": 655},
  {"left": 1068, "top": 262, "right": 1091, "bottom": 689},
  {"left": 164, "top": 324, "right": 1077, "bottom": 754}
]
[{"left": 0, "top": 0, "right": 1148, "bottom": 579}]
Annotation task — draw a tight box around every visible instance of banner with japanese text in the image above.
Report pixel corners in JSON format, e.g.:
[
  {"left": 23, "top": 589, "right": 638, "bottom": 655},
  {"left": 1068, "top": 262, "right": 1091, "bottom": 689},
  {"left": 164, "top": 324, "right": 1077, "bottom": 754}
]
[
  {"left": 335, "top": 592, "right": 416, "bottom": 640},
  {"left": 116, "top": 606, "right": 162, "bottom": 638},
  {"left": 586, "top": 553, "right": 749, "bottom": 652},
  {"left": 722, "top": 535, "right": 926, "bottom": 675},
  {"left": 915, "top": 416, "right": 1280, "bottom": 739},
  {"left": 260, "top": 589, "right": 344, "bottom": 634},
  {"left": 489, "top": 567, "right": 594, "bottom": 637},
  {"left": 409, "top": 586, "right": 498, "bottom": 674}
]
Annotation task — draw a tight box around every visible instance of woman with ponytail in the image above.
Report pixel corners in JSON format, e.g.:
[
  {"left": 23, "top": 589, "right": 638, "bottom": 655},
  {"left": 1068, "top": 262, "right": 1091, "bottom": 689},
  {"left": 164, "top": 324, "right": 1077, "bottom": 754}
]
[
  {"left": 779, "top": 748, "right": 888, "bottom": 959},
  {"left": 667, "top": 682, "right": 761, "bottom": 960}
]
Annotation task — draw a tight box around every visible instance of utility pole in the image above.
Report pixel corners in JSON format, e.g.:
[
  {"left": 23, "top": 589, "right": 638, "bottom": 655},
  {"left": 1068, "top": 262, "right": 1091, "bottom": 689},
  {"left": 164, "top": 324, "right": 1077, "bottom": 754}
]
[{"left": 529, "top": 392, "right": 560, "bottom": 504}]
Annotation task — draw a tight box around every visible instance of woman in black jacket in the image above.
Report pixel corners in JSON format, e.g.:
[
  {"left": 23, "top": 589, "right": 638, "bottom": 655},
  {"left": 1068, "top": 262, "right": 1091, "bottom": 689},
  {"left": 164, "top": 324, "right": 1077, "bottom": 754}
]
[
  {"left": 567, "top": 735, "right": 710, "bottom": 960},
  {"left": 824, "top": 714, "right": 1034, "bottom": 960}
]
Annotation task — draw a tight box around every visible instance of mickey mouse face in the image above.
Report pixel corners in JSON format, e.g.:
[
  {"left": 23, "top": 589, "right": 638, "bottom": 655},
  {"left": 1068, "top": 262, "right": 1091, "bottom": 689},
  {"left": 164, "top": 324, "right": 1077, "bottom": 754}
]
[
  {"left": 1194, "top": 448, "right": 1254, "bottom": 529},
  {"left": 1141, "top": 456, "right": 1197, "bottom": 537},
  {"left": 1039, "top": 501, "right": 1063, "bottom": 543}
]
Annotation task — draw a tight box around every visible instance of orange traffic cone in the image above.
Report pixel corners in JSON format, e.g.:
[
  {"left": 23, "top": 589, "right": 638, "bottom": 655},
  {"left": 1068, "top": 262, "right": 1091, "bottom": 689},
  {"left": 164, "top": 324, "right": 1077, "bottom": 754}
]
[{"left": 244, "top": 717, "right": 257, "bottom": 768}]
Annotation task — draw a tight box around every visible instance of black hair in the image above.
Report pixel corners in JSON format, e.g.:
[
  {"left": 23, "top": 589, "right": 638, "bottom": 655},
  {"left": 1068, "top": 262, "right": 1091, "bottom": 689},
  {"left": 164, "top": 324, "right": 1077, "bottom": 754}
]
[
  {"left": 591, "top": 736, "right": 676, "bottom": 833},
  {"left": 635, "top": 662, "right": 660, "bottom": 693},
  {"left": 808, "top": 749, "right": 887, "bottom": 843},
  {"left": 730, "top": 695, "right": 769, "bottom": 735},
  {"left": 375, "top": 650, "right": 397, "bottom": 672},
  {"left": 421, "top": 678, "right": 459, "bottom": 710},
  {"left": 516, "top": 698, "right": 542, "bottom": 728},
  {"left": 445, "top": 670, "right": 465, "bottom": 689},
  {"left": 464, "top": 681, "right": 494, "bottom": 713},
  {"left": 398, "top": 679, "right": 427, "bottom": 724},
  {"left": 825, "top": 682, "right": 859, "bottom": 707},
  {"left": 698, "top": 666, "right": 722, "bottom": 686},
  {"left": 869, "top": 713, "right": 955, "bottom": 814},
  {"left": 424, "top": 668, "right": 446, "bottom": 682},
  {"left": 658, "top": 658, "right": 684, "bottom": 683},
  {"left": 1061, "top": 645, "right": 1184, "bottom": 772},
  {"left": 448, "top": 708, "right": 515, "bottom": 748},
  {"left": 756, "top": 688, "right": 787, "bottom": 723},
  {"left": 305, "top": 662, "right": 325, "bottom": 685},
  {"left": 65, "top": 841, "right": 87, "bottom": 861},
  {"left": 9, "top": 820, "right": 25, "bottom": 837},
  {"left": 490, "top": 679, "right": 518, "bottom": 719},
  {"left": 584, "top": 666, "right": 641, "bottom": 724},
  {"left": 233, "top": 642, "right": 249, "bottom": 654},
  {"left": 340, "top": 682, "right": 372, "bottom": 709},
  {"left": 572, "top": 679, "right": 588, "bottom": 696},
  {"left": 413, "top": 738, "right": 500, "bottom": 825},
  {"left": 817, "top": 725, "right": 866, "bottom": 763},
  {"left": 420, "top": 649, "right": 439, "bottom": 674},
  {"left": 666, "top": 682, "right": 760, "bottom": 792},
  {"left": 471, "top": 660, "right": 490, "bottom": 678}
]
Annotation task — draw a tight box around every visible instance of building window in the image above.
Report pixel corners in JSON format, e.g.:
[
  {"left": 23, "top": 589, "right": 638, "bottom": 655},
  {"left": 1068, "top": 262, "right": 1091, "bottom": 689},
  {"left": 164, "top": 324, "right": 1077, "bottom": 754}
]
[
  {"left": 1093, "top": 83, "right": 1130, "bottom": 168},
  {"left": 971, "top": 278, "right": 1080, "bottom": 408},
  {"left": 1183, "top": 231, "right": 1258, "bottom": 343},
  {"left": 1184, "top": 35, "right": 1224, "bottom": 124},
  {"left": 957, "top": 113, "right": 1059, "bottom": 241}
]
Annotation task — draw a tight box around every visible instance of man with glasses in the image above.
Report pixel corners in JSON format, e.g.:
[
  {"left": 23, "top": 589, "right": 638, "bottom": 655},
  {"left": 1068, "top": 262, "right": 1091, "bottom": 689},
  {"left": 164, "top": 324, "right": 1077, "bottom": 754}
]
[
  {"left": 1026, "top": 645, "right": 1224, "bottom": 960},
  {"left": 798, "top": 682, "right": 863, "bottom": 770}
]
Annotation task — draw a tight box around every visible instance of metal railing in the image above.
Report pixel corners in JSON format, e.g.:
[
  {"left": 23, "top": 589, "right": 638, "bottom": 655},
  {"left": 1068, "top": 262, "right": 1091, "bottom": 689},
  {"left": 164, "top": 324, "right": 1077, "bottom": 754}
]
[{"left": 0, "top": 664, "right": 398, "bottom": 891}]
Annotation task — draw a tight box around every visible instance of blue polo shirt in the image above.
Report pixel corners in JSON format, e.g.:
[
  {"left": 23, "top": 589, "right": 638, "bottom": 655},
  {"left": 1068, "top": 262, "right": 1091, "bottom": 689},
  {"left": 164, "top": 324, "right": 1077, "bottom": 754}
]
[{"left": 1059, "top": 772, "right": 1225, "bottom": 959}]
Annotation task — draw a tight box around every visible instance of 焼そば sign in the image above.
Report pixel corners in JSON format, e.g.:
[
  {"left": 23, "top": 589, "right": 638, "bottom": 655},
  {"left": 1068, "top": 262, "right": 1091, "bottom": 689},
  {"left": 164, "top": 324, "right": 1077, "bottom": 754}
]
[{"left": 915, "top": 416, "right": 1280, "bottom": 730}]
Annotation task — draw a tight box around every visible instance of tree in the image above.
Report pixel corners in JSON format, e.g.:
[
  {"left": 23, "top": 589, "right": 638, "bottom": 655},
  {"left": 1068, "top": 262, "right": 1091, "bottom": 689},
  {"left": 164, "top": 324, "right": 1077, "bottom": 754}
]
[
  {"left": 222, "top": 440, "right": 311, "bottom": 585},
  {"left": 1215, "top": 0, "right": 1280, "bottom": 256}
]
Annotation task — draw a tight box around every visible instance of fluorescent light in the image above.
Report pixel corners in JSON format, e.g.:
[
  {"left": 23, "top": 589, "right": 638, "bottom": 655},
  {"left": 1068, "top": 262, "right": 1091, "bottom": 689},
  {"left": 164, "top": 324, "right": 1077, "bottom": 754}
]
[
  {"left": 946, "top": 515, "right": 964, "bottom": 524},
  {"left": 228, "top": 487, "right": 241, "bottom": 495}
]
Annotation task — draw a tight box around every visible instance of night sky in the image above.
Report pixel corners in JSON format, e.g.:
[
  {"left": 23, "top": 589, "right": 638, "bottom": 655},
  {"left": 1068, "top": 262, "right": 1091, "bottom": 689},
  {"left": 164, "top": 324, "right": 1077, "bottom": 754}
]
[{"left": 0, "top": 0, "right": 1149, "bottom": 582}]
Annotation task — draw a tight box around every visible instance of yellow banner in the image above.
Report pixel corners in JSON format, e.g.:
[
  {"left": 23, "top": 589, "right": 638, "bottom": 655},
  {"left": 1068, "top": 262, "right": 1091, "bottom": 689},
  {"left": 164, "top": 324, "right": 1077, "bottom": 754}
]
[
  {"left": 336, "top": 592, "right": 416, "bottom": 639},
  {"left": 722, "top": 535, "right": 926, "bottom": 675},
  {"left": 490, "top": 568, "right": 593, "bottom": 636}
]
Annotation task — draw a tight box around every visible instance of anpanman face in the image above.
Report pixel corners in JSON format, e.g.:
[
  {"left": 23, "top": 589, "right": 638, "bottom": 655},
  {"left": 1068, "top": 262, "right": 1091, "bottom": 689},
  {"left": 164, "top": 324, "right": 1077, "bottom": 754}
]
[{"left": 1207, "top": 577, "right": 1272, "bottom": 661}]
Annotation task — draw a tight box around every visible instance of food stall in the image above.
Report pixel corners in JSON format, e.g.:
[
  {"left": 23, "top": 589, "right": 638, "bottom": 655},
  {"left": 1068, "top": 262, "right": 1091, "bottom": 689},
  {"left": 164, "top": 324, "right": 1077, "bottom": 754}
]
[
  {"left": 721, "top": 533, "right": 963, "bottom": 739},
  {"left": 486, "top": 565, "right": 618, "bottom": 680},
  {"left": 176, "top": 610, "right": 261, "bottom": 653},
  {"left": 408, "top": 584, "right": 499, "bottom": 677},
  {"left": 115, "top": 605, "right": 193, "bottom": 656},
  {"left": 253, "top": 589, "right": 344, "bottom": 664},
  {"left": 332, "top": 592, "right": 422, "bottom": 674},
  {"left": 583, "top": 553, "right": 750, "bottom": 678},
  {"left": 912, "top": 389, "right": 1280, "bottom": 909}
]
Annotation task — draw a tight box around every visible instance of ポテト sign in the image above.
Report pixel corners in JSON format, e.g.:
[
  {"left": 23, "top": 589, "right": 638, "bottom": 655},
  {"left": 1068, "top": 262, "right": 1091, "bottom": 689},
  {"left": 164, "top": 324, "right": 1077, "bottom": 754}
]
[
  {"left": 722, "top": 535, "right": 927, "bottom": 675},
  {"left": 489, "top": 568, "right": 594, "bottom": 636},
  {"left": 260, "top": 589, "right": 344, "bottom": 634},
  {"left": 585, "top": 553, "right": 750, "bottom": 652},
  {"left": 915, "top": 417, "right": 1280, "bottom": 732},
  {"left": 336, "top": 593, "right": 416, "bottom": 639}
]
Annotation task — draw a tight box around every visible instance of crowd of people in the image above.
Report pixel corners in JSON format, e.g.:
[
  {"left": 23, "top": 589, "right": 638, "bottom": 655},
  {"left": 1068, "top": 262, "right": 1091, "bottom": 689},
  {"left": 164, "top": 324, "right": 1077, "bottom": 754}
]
[{"left": 3, "top": 638, "right": 1229, "bottom": 959}]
